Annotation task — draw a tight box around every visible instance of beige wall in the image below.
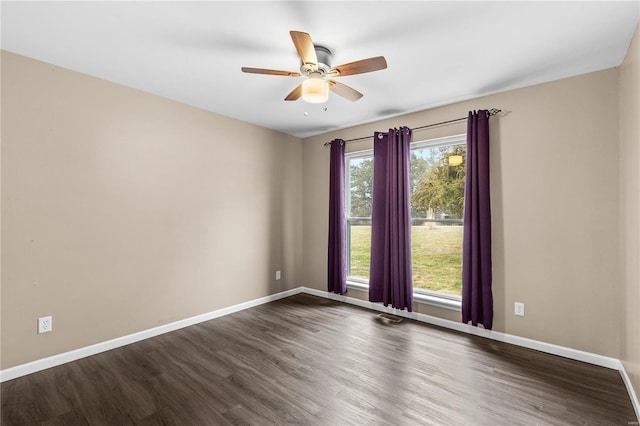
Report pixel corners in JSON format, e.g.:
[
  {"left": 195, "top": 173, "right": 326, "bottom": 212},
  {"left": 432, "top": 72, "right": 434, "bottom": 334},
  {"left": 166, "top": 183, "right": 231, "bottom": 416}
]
[
  {"left": 1, "top": 30, "right": 637, "bottom": 402},
  {"left": 0, "top": 49, "right": 4, "bottom": 372},
  {"left": 0, "top": 51, "right": 303, "bottom": 369},
  {"left": 619, "top": 25, "right": 640, "bottom": 404},
  {"left": 303, "top": 68, "right": 621, "bottom": 357}
]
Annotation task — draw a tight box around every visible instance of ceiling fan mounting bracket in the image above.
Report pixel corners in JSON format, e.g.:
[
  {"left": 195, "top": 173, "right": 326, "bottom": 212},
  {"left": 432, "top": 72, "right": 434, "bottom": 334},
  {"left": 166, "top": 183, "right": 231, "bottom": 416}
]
[{"left": 300, "top": 45, "right": 332, "bottom": 76}]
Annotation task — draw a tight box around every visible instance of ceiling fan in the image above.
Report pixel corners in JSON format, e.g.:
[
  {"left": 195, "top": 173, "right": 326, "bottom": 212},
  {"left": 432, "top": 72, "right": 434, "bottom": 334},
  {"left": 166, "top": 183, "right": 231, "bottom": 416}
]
[{"left": 241, "top": 31, "right": 387, "bottom": 103}]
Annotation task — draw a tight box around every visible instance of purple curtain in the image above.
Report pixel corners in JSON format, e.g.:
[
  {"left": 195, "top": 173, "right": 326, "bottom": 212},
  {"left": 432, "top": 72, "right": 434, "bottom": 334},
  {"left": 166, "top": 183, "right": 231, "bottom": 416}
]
[
  {"left": 369, "top": 127, "right": 413, "bottom": 311},
  {"left": 328, "top": 139, "right": 347, "bottom": 294},
  {"left": 462, "top": 110, "right": 493, "bottom": 329}
]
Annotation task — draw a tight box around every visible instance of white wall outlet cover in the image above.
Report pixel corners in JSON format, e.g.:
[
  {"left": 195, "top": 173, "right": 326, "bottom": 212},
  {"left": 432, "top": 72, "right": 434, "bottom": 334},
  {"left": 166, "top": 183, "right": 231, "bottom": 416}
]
[
  {"left": 514, "top": 302, "right": 525, "bottom": 317},
  {"left": 276, "top": 271, "right": 281, "bottom": 280},
  {"left": 38, "top": 316, "right": 52, "bottom": 334}
]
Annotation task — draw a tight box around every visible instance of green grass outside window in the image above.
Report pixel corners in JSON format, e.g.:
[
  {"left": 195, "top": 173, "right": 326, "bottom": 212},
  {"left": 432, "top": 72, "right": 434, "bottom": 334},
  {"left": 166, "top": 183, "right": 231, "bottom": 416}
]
[{"left": 349, "top": 225, "right": 462, "bottom": 296}]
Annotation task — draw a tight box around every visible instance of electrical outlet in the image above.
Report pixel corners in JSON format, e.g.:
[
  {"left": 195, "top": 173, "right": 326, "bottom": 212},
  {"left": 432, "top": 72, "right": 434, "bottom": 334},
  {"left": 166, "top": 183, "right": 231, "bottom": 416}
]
[
  {"left": 514, "top": 302, "right": 525, "bottom": 317},
  {"left": 275, "top": 270, "right": 281, "bottom": 280},
  {"left": 38, "top": 316, "right": 52, "bottom": 334}
]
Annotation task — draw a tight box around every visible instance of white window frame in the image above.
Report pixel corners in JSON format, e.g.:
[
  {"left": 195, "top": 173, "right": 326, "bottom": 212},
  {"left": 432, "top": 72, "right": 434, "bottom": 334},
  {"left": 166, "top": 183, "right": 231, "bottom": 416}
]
[{"left": 345, "top": 134, "right": 466, "bottom": 311}]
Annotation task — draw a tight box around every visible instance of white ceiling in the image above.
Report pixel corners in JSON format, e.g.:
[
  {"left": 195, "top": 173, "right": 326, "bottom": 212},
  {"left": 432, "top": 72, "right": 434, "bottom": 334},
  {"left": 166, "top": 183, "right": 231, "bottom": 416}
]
[{"left": 2, "top": 1, "right": 638, "bottom": 138}]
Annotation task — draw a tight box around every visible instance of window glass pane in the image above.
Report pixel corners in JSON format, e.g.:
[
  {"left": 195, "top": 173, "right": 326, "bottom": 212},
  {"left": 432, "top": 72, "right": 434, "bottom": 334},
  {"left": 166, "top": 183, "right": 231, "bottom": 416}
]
[
  {"left": 411, "top": 145, "right": 466, "bottom": 220},
  {"left": 410, "top": 143, "right": 465, "bottom": 296},
  {"left": 348, "top": 220, "right": 371, "bottom": 281},
  {"left": 411, "top": 223, "right": 463, "bottom": 296},
  {"left": 348, "top": 157, "right": 373, "bottom": 218}
]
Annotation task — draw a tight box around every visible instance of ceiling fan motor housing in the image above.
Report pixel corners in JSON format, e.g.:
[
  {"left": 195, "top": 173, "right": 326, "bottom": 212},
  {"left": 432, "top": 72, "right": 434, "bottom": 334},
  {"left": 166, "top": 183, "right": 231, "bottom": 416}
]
[{"left": 300, "top": 45, "right": 332, "bottom": 76}]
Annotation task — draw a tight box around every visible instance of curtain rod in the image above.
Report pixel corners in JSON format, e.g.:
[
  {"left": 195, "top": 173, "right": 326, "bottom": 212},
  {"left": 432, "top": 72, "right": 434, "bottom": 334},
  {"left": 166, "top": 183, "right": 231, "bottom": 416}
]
[{"left": 323, "top": 108, "right": 502, "bottom": 146}]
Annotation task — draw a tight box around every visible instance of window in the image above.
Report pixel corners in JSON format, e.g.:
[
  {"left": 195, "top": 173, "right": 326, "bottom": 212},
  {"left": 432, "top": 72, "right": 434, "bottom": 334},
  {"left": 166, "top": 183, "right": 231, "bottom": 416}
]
[{"left": 345, "top": 134, "right": 466, "bottom": 304}]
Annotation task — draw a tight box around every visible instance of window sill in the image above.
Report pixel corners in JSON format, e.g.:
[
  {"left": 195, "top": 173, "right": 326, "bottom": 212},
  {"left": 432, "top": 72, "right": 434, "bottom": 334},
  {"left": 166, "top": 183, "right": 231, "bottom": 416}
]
[
  {"left": 346, "top": 280, "right": 461, "bottom": 312},
  {"left": 413, "top": 292, "right": 461, "bottom": 311}
]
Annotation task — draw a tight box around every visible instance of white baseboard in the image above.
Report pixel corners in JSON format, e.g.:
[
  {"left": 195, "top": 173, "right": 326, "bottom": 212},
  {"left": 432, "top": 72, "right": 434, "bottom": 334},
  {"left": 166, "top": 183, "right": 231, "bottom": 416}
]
[
  {"left": 0, "top": 287, "right": 303, "bottom": 383},
  {"left": 620, "top": 362, "right": 640, "bottom": 422},
  {"left": 300, "top": 287, "right": 621, "bottom": 368},
  {"left": 1, "top": 284, "right": 638, "bottom": 422},
  {"left": 300, "top": 286, "right": 639, "bottom": 422}
]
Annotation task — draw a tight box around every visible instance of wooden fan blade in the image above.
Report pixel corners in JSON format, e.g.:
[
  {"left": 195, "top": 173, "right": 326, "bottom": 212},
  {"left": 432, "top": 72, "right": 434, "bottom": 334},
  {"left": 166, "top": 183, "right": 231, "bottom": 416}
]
[
  {"left": 290, "top": 31, "right": 317, "bottom": 65},
  {"left": 328, "top": 80, "right": 363, "bottom": 101},
  {"left": 241, "top": 67, "right": 301, "bottom": 77},
  {"left": 285, "top": 84, "right": 302, "bottom": 101},
  {"left": 328, "top": 56, "right": 387, "bottom": 76}
]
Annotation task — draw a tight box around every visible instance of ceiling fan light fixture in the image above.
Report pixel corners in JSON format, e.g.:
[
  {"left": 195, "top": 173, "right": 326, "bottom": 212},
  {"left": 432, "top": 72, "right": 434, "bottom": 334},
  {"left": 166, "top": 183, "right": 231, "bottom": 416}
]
[{"left": 301, "top": 76, "right": 328, "bottom": 103}]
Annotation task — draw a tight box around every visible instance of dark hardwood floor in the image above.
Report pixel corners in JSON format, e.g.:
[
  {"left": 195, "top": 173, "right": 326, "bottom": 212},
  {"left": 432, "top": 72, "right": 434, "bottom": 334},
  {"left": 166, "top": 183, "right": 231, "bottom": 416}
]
[{"left": 1, "top": 293, "right": 637, "bottom": 425}]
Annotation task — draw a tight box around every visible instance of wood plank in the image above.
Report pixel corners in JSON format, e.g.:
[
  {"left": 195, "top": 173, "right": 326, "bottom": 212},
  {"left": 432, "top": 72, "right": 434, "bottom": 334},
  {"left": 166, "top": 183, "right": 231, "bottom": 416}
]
[{"left": 1, "top": 294, "right": 636, "bottom": 424}]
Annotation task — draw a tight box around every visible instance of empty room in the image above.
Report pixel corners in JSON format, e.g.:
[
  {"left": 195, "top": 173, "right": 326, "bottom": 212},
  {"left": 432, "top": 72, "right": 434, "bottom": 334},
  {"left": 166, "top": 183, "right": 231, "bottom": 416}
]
[{"left": 1, "top": 1, "right": 639, "bottom": 424}]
